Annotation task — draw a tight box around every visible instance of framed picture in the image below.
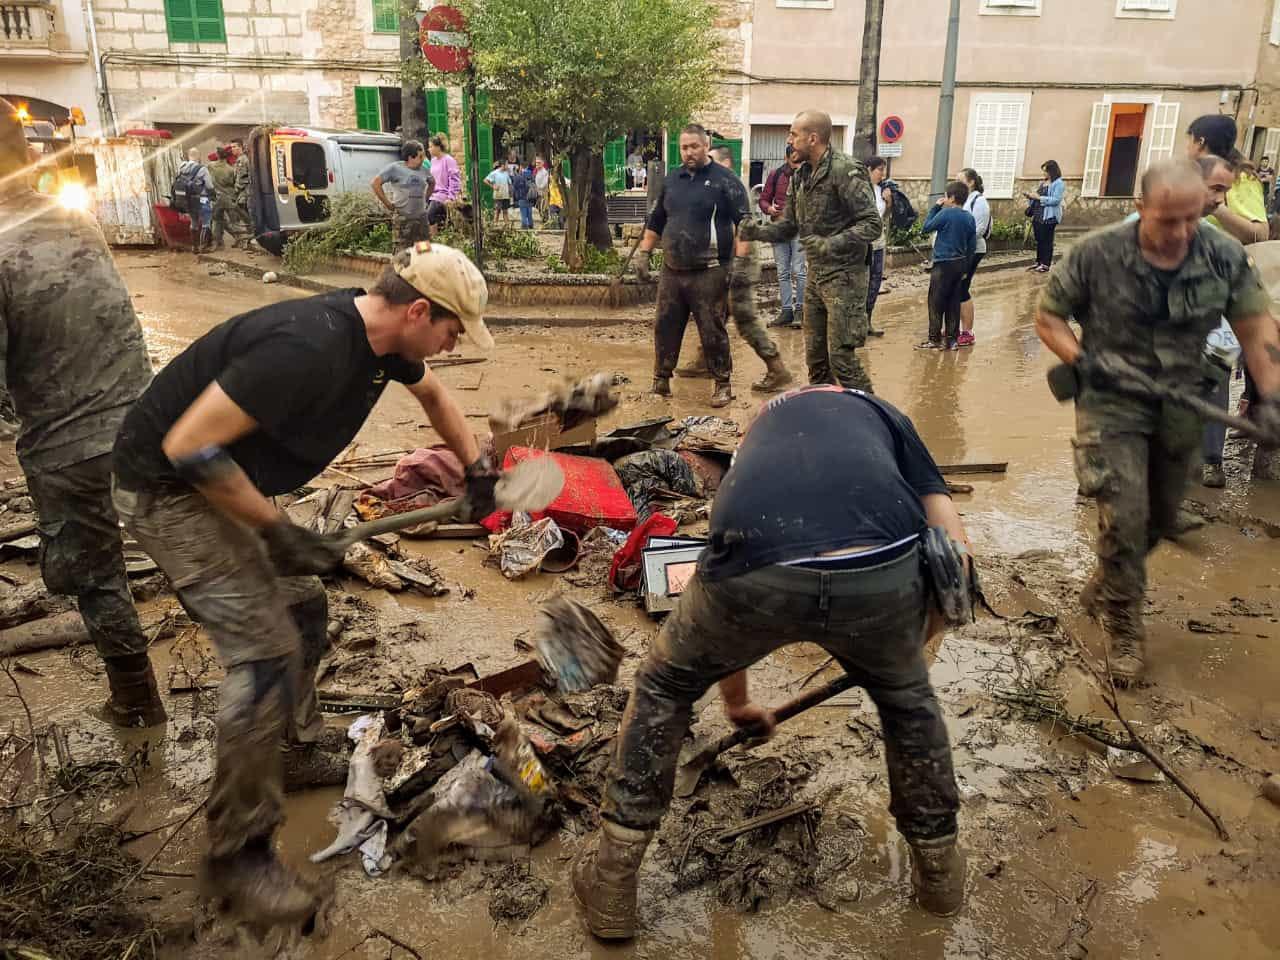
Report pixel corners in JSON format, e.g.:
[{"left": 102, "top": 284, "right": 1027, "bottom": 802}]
[{"left": 641, "top": 544, "right": 706, "bottom": 615}]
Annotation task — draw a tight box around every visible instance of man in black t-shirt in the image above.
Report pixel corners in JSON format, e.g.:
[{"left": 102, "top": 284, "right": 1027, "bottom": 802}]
[
  {"left": 574, "top": 386, "right": 968, "bottom": 940},
  {"left": 112, "top": 242, "right": 494, "bottom": 926}
]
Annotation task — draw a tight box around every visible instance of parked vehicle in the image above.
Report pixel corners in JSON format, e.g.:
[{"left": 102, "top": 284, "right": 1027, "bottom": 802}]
[{"left": 246, "top": 125, "right": 403, "bottom": 255}]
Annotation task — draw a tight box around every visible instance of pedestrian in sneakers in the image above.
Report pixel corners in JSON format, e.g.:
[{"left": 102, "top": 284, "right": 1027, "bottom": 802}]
[
  {"left": 759, "top": 147, "right": 806, "bottom": 329},
  {"left": 956, "top": 168, "right": 991, "bottom": 348},
  {"left": 919, "top": 181, "right": 976, "bottom": 351}
]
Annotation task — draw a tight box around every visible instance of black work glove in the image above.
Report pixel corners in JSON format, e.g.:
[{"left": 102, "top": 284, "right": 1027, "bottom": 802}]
[
  {"left": 737, "top": 219, "right": 764, "bottom": 242},
  {"left": 634, "top": 254, "right": 653, "bottom": 282},
  {"left": 1254, "top": 395, "right": 1280, "bottom": 445},
  {"left": 459, "top": 455, "right": 500, "bottom": 522},
  {"left": 261, "top": 520, "right": 347, "bottom": 577}
]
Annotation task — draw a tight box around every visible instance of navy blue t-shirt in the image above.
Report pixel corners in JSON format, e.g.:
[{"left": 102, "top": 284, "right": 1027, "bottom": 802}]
[{"left": 699, "top": 387, "right": 949, "bottom": 580}]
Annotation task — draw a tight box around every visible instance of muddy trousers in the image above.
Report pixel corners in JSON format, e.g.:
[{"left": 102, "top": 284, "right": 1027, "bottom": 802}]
[
  {"left": 654, "top": 266, "right": 733, "bottom": 384},
  {"left": 804, "top": 270, "right": 873, "bottom": 392},
  {"left": 1202, "top": 375, "right": 1231, "bottom": 466},
  {"left": 601, "top": 552, "right": 960, "bottom": 842},
  {"left": 111, "top": 484, "right": 329, "bottom": 859},
  {"left": 1073, "top": 431, "right": 1197, "bottom": 644},
  {"left": 727, "top": 280, "right": 780, "bottom": 362},
  {"left": 927, "top": 258, "right": 968, "bottom": 344},
  {"left": 866, "top": 248, "right": 885, "bottom": 321},
  {"left": 25, "top": 454, "right": 149, "bottom": 660}
]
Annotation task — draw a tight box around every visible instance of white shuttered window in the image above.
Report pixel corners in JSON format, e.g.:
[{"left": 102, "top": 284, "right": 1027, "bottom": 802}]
[
  {"left": 981, "top": 0, "right": 1041, "bottom": 13},
  {"left": 1081, "top": 103, "right": 1112, "bottom": 198},
  {"left": 1271, "top": 0, "right": 1280, "bottom": 45},
  {"left": 965, "top": 94, "right": 1030, "bottom": 199},
  {"left": 1145, "top": 102, "right": 1180, "bottom": 165},
  {"left": 1116, "top": 0, "right": 1176, "bottom": 18}
]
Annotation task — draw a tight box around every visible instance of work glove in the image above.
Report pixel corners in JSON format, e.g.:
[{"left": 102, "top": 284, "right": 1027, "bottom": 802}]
[
  {"left": 1254, "top": 395, "right": 1280, "bottom": 445},
  {"left": 634, "top": 254, "right": 653, "bottom": 282},
  {"left": 801, "top": 234, "right": 833, "bottom": 258},
  {"left": 459, "top": 455, "right": 500, "bottom": 522},
  {"left": 727, "top": 252, "right": 760, "bottom": 292},
  {"left": 261, "top": 520, "right": 348, "bottom": 577},
  {"left": 737, "top": 219, "right": 763, "bottom": 242}
]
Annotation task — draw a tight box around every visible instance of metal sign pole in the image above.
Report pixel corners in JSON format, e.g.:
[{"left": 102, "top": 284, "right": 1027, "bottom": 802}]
[{"left": 466, "top": 67, "right": 484, "bottom": 270}]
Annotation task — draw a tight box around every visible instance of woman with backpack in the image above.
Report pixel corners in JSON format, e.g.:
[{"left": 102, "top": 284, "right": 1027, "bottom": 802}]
[
  {"left": 1023, "top": 160, "right": 1064, "bottom": 273},
  {"left": 956, "top": 168, "right": 991, "bottom": 347}
]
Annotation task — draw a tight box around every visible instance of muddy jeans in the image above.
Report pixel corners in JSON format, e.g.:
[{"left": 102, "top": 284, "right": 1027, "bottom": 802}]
[
  {"left": 602, "top": 550, "right": 960, "bottom": 842},
  {"left": 654, "top": 266, "right": 733, "bottom": 383},
  {"left": 866, "top": 247, "right": 885, "bottom": 322},
  {"left": 25, "top": 454, "right": 148, "bottom": 661},
  {"left": 1073, "top": 424, "right": 1197, "bottom": 644},
  {"left": 804, "top": 270, "right": 873, "bottom": 392},
  {"left": 773, "top": 237, "right": 806, "bottom": 313},
  {"left": 111, "top": 483, "right": 329, "bottom": 858}
]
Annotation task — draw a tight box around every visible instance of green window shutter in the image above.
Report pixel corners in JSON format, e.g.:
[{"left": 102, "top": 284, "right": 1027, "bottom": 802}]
[
  {"left": 426, "top": 89, "right": 449, "bottom": 139},
  {"left": 193, "top": 0, "right": 225, "bottom": 42},
  {"left": 712, "top": 137, "right": 743, "bottom": 176},
  {"left": 164, "top": 0, "right": 197, "bottom": 42},
  {"left": 354, "top": 87, "right": 381, "bottom": 131},
  {"left": 604, "top": 137, "right": 627, "bottom": 192},
  {"left": 462, "top": 90, "right": 494, "bottom": 211},
  {"left": 372, "top": 0, "right": 398, "bottom": 33}
]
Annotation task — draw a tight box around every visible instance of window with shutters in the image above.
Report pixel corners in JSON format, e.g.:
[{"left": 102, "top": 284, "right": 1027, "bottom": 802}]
[
  {"left": 426, "top": 89, "right": 449, "bottom": 141},
  {"left": 980, "top": 0, "right": 1040, "bottom": 15},
  {"left": 1271, "top": 0, "right": 1280, "bottom": 44},
  {"left": 1145, "top": 102, "right": 1180, "bottom": 165},
  {"left": 354, "top": 86, "right": 381, "bottom": 132},
  {"left": 963, "top": 94, "right": 1030, "bottom": 200},
  {"left": 372, "top": 0, "right": 398, "bottom": 33},
  {"left": 164, "top": 0, "right": 226, "bottom": 43},
  {"left": 1115, "top": 0, "right": 1175, "bottom": 18},
  {"left": 775, "top": 0, "right": 834, "bottom": 9}
]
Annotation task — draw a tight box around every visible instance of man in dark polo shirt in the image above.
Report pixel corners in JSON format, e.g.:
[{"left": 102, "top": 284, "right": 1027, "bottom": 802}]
[
  {"left": 573, "top": 385, "right": 969, "bottom": 940},
  {"left": 112, "top": 242, "right": 497, "bottom": 926},
  {"left": 633, "top": 123, "right": 753, "bottom": 408}
]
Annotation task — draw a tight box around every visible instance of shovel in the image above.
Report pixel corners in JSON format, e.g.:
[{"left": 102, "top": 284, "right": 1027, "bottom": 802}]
[
  {"left": 1047, "top": 357, "right": 1266, "bottom": 442},
  {"left": 330, "top": 456, "right": 565, "bottom": 551},
  {"left": 673, "top": 672, "right": 857, "bottom": 798}
]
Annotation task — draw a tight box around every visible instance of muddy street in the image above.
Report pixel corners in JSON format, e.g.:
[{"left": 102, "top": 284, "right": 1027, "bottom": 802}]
[{"left": 2, "top": 249, "right": 1278, "bottom": 960}]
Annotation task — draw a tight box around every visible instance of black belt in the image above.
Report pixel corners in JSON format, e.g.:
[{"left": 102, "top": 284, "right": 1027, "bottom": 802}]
[{"left": 747, "top": 544, "right": 922, "bottom": 610}]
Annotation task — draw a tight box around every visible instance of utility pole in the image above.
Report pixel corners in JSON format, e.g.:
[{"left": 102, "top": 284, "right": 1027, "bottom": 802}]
[
  {"left": 466, "top": 68, "right": 484, "bottom": 269},
  {"left": 852, "top": 0, "right": 884, "bottom": 162},
  {"left": 928, "top": 0, "right": 961, "bottom": 203}
]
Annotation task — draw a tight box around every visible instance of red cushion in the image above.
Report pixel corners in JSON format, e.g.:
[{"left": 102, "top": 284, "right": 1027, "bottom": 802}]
[{"left": 495, "top": 446, "right": 637, "bottom": 534}]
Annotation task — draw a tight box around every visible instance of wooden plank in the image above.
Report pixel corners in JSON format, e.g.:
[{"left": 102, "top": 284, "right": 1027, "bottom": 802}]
[
  {"left": 713, "top": 801, "right": 817, "bottom": 844},
  {"left": 936, "top": 462, "right": 1008, "bottom": 476}
]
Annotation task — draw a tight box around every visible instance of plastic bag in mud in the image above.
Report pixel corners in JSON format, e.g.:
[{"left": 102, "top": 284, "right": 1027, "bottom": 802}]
[
  {"left": 486, "top": 513, "right": 565, "bottom": 579},
  {"left": 614, "top": 449, "right": 700, "bottom": 520}
]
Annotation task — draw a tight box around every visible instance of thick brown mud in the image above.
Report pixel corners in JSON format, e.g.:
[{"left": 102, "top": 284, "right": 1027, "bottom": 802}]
[{"left": 1, "top": 250, "right": 1277, "bottom": 959}]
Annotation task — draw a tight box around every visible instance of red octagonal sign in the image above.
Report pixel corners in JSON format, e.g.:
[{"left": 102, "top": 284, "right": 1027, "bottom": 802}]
[{"left": 420, "top": 5, "right": 470, "bottom": 73}]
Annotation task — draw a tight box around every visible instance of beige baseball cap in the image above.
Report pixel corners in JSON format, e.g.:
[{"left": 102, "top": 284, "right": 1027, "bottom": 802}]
[{"left": 395, "top": 241, "right": 493, "bottom": 349}]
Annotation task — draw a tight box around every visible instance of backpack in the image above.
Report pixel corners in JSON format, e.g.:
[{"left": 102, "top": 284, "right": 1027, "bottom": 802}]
[
  {"left": 170, "top": 162, "right": 204, "bottom": 214},
  {"left": 524, "top": 171, "right": 539, "bottom": 203},
  {"left": 888, "top": 184, "right": 917, "bottom": 231}
]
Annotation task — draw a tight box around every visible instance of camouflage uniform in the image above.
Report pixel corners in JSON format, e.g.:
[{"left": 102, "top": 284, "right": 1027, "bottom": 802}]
[
  {"left": 744, "top": 147, "right": 882, "bottom": 391},
  {"left": 233, "top": 152, "right": 252, "bottom": 227},
  {"left": 0, "top": 191, "right": 153, "bottom": 662},
  {"left": 1041, "top": 220, "right": 1271, "bottom": 660},
  {"left": 208, "top": 158, "right": 248, "bottom": 247}
]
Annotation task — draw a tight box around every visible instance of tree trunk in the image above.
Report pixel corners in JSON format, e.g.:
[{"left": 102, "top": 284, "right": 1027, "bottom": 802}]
[
  {"left": 586, "top": 151, "right": 612, "bottom": 252},
  {"left": 400, "top": 15, "right": 427, "bottom": 142},
  {"left": 852, "top": 0, "right": 884, "bottom": 162}
]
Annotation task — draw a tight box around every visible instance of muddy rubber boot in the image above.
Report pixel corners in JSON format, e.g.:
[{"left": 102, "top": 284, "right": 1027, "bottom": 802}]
[
  {"left": 572, "top": 821, "right": 653, "bottom": 940},
  {"left": 200, "top": 841, "right": 321, "bottom": 927},
  {"left": 102, "top": 657, "right": 168, "bottom": 729},
  {"left": 908, "top": 834, "right": 965, "bottom": 917},
  {"left": 768, "top": 307, "right": 794, "bottom": 328},
  {"left": 751, "top": 355, "right": 795, "bottom": 394},
  {"left": 674, "top": 348, "right": 712, "bottom": 379},
  {"left": 282, "top": 742, "right": 349, "bottom": 791},
  {"left": 650, "top": 376, "right": 671, "bottom": 397},
  {"left": 1108, "top": 630, "right": 1145, "bottom": 688},
  {"left": 709, "top": 382, "right": 733, "bottom": 408},
  {"left": 1201, "top": 462, "right": 1226, "bottom": 488}
]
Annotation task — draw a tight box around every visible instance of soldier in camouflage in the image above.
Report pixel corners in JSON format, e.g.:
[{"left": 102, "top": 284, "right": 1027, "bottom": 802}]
[
  {"left": 1037, "top": 161, "right": 1280, "bottom": 685},
  {"left": 0, "top": 101, "right": 166, "bottom": 727},
  {"left": 740, "top": 110, "right": 883, "bottom": 392}
]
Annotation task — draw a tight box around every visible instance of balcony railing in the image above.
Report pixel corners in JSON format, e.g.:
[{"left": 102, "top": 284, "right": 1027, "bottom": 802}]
[{"left": 0, "top": 1, "right": 53, "bottom": 46}]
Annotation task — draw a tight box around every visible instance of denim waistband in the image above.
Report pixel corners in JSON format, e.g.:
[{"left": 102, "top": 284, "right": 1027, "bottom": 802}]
[{"left": 745, "top": 543, "right": 922, "bottom": 599}]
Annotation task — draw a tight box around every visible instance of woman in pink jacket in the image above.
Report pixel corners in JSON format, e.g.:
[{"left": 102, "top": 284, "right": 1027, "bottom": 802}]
[{"left": 427, "top": 135, "right": 462, "bottom": 237}]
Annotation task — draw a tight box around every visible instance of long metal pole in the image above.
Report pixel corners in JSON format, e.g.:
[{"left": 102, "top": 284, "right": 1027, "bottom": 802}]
[
  {"left": 928, "top": 0, "right": 961, "bottom": 203},
  {"left": 466, "top": 68, "right": 484, "bottom": 270}
]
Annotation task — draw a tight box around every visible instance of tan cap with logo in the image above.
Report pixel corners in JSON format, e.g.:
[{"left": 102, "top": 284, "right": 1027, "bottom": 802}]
[{"left": 395, "top": 241, "right": 493, "bottom": 349}]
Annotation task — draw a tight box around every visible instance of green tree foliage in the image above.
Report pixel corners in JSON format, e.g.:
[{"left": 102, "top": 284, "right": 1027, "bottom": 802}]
[{"left": 404, "top": 0, "right": 720, "bottom": 268}]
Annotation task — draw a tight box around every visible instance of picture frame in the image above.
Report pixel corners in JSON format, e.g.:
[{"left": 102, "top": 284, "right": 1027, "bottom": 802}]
[{"left": 640, "top": 543, "right": 707, "bottom": 615}]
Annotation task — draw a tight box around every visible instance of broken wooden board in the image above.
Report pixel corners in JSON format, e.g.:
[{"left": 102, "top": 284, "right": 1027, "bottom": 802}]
[
  {"left": 936, "top": 462, "right": 1008, "bottom": 476},
  {"left": 713, "top": 801, "right": 818, "bottom": 845},
  {"left": 467, "top": 659, "right": 545, "bottom": 698}
]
